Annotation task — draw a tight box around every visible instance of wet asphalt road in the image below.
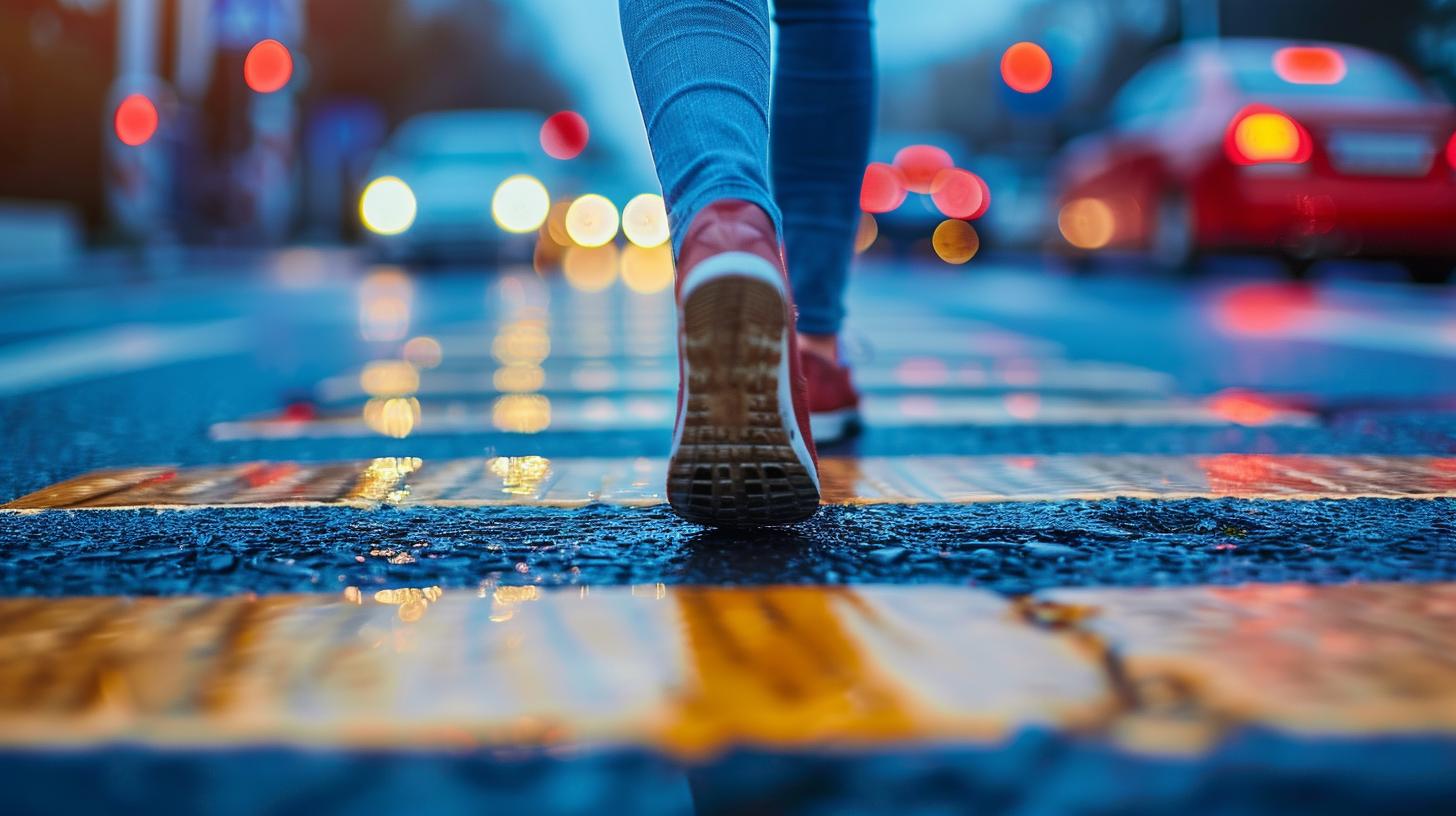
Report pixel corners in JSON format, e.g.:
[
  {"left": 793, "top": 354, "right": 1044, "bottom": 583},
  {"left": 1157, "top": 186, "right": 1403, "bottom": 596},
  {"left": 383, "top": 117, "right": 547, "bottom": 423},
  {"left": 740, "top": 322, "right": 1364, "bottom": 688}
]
[{"left": 3, "top": 248, "right": 1456, "bottom": 814}]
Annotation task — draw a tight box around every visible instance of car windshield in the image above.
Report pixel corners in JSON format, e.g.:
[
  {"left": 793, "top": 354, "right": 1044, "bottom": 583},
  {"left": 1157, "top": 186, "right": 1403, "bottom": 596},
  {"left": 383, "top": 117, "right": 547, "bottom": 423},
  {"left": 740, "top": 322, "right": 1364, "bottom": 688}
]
[
  {"left": 1225, "top": 46, "right": 1431, "bottom": 104},
  {"left": 391, "top": 112, "right": 542, "bottom": 160}
]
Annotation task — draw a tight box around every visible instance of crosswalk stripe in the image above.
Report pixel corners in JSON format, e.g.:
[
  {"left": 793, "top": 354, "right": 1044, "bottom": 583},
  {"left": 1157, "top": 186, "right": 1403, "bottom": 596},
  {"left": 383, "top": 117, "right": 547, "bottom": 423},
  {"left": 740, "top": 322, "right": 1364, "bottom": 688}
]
[
  {"left": 315, "top": 358, "right": 1176, "bottom": 402},
  {"left": 0, "top": 583, "right": 1450, "bottom": 753},
  {"left": 6, "top": 455, "right": 1453, "bottom": 511},
  {"left": 208, "top": 395, "right": 1315, "bottom": 440}
]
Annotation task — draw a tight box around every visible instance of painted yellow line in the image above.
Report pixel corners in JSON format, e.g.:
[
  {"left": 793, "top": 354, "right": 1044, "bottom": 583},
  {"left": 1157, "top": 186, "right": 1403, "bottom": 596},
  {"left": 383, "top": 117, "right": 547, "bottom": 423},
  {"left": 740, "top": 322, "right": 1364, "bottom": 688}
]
[
  {"left": 6, "top": 454, "right": 1455, "bottom": 511},
  {"left": 1040, "top": 582, "right": 1456, "bottom": 752},
  {"left": 0, "top": 586, "right": 1111, "bottom": 753},
  {"left": 1, "top": 583, "right": 1453, "bottom": 753}
]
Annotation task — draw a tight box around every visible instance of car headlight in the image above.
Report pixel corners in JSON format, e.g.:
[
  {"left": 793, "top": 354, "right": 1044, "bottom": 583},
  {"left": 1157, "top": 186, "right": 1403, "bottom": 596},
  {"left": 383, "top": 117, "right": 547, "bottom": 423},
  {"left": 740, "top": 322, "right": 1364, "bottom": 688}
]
[
  {"left": 491, "top": 174, "right": 551, "bottom": 234},
  {"left": 360, "top": 176, "right": 417, "bottom": 236}
]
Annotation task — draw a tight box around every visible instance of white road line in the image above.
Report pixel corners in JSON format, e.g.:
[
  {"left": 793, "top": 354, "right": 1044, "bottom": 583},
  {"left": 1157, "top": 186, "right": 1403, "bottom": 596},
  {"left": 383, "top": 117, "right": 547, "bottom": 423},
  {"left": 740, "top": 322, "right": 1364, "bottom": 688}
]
[{"left": 0, "top": 320, "right": 250, "bottom": 396}]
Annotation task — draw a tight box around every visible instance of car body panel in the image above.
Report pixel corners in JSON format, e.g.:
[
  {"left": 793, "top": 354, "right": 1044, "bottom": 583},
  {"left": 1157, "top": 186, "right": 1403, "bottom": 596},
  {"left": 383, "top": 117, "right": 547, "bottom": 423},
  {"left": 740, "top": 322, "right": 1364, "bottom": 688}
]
[{"left": 1053, "top": 39, "right": 1456, "bottom": 261}]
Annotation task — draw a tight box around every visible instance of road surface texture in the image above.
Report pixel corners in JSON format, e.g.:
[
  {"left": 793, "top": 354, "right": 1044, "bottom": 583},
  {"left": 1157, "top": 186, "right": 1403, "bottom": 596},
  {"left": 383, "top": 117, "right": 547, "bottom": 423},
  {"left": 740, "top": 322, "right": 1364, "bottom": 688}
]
[{"left": 1, "top": 249, "right": 1455, "bottom": 815}]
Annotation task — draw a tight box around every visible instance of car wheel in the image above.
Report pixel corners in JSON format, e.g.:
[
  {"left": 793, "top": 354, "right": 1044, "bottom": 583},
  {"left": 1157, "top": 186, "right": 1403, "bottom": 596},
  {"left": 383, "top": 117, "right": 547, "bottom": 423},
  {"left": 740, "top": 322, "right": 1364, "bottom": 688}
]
[
  {"left": 1151, "top": 192, "right": 1197, "bottom": 273},
  {"left": 1402, "top": 257, "right": 1453, "bottom": 285}
]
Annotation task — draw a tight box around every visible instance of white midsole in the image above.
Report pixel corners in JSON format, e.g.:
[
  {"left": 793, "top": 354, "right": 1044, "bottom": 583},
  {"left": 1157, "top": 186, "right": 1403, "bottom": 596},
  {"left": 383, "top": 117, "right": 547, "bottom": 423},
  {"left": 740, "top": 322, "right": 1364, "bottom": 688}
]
[{"left": 672, "top": 251, "right": 820, "bottom": 492}]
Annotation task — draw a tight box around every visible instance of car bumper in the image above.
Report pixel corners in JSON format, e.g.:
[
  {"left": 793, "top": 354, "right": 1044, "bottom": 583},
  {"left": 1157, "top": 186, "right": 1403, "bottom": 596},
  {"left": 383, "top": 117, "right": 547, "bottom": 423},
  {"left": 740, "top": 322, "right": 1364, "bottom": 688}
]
[{"left": 1198, "top": 170, "right": 1456, "bottom": 257}]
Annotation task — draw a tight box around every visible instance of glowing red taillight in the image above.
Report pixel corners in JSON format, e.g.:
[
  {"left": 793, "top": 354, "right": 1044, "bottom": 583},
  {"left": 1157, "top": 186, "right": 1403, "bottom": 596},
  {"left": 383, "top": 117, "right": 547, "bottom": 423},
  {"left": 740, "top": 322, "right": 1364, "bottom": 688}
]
[
  {"left": 1447, "top": 131, "right": 1456, "bottom": 171},
  {"left": 1225, "top": 106, "right": 1312, "bottom": 165}
]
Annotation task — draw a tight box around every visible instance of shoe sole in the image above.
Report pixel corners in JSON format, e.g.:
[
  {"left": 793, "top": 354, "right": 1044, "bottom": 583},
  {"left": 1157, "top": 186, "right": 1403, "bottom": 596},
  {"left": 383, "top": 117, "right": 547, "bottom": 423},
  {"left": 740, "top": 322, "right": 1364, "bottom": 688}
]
[{"left": 668, "top": 252, "right": 821, "bottom": 527}]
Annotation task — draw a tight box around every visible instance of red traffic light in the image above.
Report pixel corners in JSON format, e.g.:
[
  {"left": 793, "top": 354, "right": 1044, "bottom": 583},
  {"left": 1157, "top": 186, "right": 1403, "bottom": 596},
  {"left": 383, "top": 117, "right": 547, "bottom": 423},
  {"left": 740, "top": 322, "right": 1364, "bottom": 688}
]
[
  {"left": 244, "top": 39, "right": 294, "bottom": 94},
  {"left": 114, "top": 93, "right": 158, "bottom": 146}
]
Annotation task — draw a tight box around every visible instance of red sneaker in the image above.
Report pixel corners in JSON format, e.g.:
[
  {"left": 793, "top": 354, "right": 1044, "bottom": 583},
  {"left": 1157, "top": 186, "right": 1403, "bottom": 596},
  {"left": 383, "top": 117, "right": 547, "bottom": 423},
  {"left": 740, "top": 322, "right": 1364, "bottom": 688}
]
[
  {"left": 667, "top": 200, "right": 821, "bottom": 527},
  {"left": 800, "top": 348, "right": 862, "bottom": 444}
]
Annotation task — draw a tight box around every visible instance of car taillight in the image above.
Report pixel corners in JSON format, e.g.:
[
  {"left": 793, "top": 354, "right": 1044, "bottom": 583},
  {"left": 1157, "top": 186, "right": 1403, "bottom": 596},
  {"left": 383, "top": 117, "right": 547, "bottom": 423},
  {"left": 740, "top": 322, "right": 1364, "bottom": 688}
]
[
  {"left": 1225, "top": 106, "right": 1312, "bottom": 165},
  {"left": 1447, "top": 131, "right": 1456, "bottom": 171}
]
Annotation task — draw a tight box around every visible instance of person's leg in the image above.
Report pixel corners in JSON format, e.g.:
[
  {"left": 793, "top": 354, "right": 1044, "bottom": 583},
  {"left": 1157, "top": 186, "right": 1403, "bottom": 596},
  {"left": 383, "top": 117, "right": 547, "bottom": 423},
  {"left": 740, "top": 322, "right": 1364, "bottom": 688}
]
[
  {"left": 618, "top": 0, "right": 779, "bottom": 251},
  {"left": 771, "top": 0, "right": 875, "bottom": 357},
  {"left": 619, "top": 0, "right": 821, "bottom": 527}
]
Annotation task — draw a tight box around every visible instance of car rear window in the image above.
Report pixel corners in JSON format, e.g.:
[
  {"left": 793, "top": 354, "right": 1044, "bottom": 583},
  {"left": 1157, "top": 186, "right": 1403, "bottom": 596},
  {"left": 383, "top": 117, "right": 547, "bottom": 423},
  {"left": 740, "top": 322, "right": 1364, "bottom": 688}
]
[{"left": 1227, "top": 48, "right": 1430, "bottom": 103}]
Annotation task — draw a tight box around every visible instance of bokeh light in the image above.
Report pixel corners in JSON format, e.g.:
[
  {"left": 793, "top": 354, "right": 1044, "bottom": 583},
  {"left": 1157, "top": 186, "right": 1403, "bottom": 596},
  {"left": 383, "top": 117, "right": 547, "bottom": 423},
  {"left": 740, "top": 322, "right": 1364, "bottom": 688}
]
[
  {"left": 363, "top": 396, "right": 420, "bottom": 439},
  {"left": 360, "top": 360, "right": 419, "bottom": 396},
  {"left": 620, "top": 243, "right": 675, "bottom": 293},
  {"left": 360, "top": 176, "right": 416, "bottom": 236},
  {"left": 402, "top": 336, "right": 442, "bottom": 369},
  {"left": 1058, "top": 198, "right": 1116, "bottom": 250},
  {"left": 1001, "top": 42, "right": 1053, "bottom": 94},
  {"left": 1446, "top": 133, "right": 1456, "bottom": 171},
  {"left": 492, "top": 174, "right": 550, "bottom": 233},
  {"left": 114, "top": 94, "right": 158, "bottom": 146},
  {"left": 563, "top": 244, "right": 620, "bottom": 291},
  {"left": 1230, "top": 110, "right": 1309, "bottom": 164},
  {"left": 853, "top": 213, "right": 878, "bottom": 254},
  {"left": 545, "top": 200, "right": 574, "bottom": 246},
  {"left": 491, "top": 319, "right": 551, "bottom": 365},
  {"left": 1214, "top": 282, "right": 1316, "bottom": 336},
  {"left": 893, "top": 145, "right": 954, "bottom": 194},
  {"left": 1208, "top": 389, "right": 1281, "bottom": 426},
  {"left": 493, "top": 363, "right": 546, "bottom": 392},
  {"left": 243, "top": 39, "right": 293, "bottom": 93},
  {"left": 540, "top": 110, "right": 589, "bottom": 160},
  {"left": 621, "top": 193, "right": 670, "bottom": 248},
  {"left": 565, "top": 194, "right": 619, "bottom": 247},
  {"left": 929, "top": 168, "right": 987, "bottom": 220},
  {"left": 358, "top": 267, "right": 412, "bottom": 342},
  {"left": 861, "top": 163, "right": 908, "bottom": 213},
  {"left": 1004, "top": 392, "right": 1042, "bottom": 420},
  {"left": 1273, "top": 47, "right": 1347, "bottom": 86},
  {"left": 492, "top": 394, "right": 551, "bottom": 433},
  {"left": 932, "top": 219, "right": 980, "bottom": 264}
]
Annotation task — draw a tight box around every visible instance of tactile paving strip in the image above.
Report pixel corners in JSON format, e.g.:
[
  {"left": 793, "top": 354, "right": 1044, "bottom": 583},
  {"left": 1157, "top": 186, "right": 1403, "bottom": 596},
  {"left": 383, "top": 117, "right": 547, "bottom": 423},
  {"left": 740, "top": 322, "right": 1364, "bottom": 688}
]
[
  {"left": 6, "top": 454, "right": 1454, "bottom": 510},
  {"left": 0, "top": 586, "right": 1111, "bottom": 752}
]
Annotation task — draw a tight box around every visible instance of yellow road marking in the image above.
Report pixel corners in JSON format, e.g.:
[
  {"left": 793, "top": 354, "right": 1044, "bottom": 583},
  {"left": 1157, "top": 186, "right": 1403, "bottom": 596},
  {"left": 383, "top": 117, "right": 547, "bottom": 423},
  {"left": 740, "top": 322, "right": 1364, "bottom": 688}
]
[
  {"left": 6, "top": 454, "right": 1455, "bottom": 511},
  {"left": 1, "top": 583, "right": 1454, "bottom": 753},
  {"left": 0, "top": 586, "right": 1111, "bottom": 752},
  {"left": 1042, "top": 582, "right": 1456, "bottom": 752}
]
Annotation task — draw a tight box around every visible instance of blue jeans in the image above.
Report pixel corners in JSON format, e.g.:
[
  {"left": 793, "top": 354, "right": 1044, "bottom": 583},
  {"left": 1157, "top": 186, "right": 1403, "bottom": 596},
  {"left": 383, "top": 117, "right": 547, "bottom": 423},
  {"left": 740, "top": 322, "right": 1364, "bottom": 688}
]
[{"left": 619, "top": 0, "right": 875, "bottom": 336}]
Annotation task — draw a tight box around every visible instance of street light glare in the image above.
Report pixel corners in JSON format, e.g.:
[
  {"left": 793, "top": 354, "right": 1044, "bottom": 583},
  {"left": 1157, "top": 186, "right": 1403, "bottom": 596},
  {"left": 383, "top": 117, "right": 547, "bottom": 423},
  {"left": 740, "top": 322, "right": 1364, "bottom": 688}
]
[
  {"left": 114, "top": 94, "right": 158, "bottom": 147},
  {"left": 360, "top": 177, "right": 417, "bottom": 236},
  {"left": 244, "top": 39, "right": 294, "bottom": 94},
  {"left": 565, "top": 194, "right": 619, "bottom": 247},
  {"left": 492, "top": 175, "right": 551, "bottom": 234}
]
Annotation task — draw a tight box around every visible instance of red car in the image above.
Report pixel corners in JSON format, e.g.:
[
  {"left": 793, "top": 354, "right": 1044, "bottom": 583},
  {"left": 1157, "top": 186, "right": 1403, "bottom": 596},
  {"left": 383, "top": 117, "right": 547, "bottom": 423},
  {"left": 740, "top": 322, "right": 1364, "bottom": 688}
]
[{"left": 1053, "top": 39, "right": 1456, "bottom": 282}]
